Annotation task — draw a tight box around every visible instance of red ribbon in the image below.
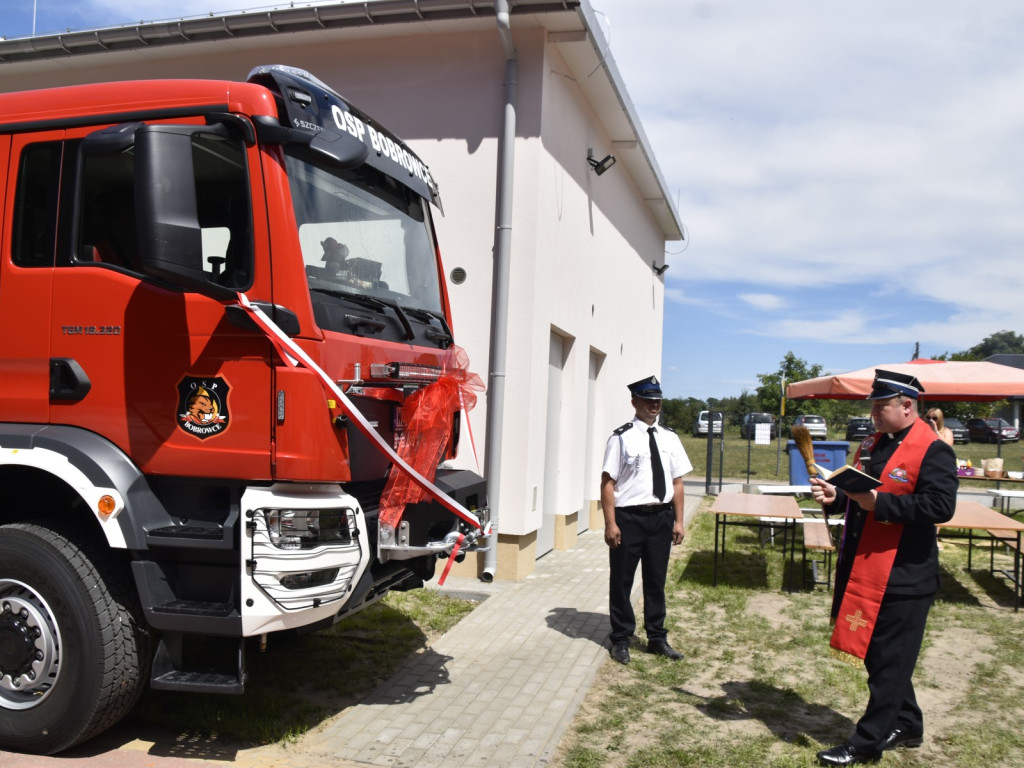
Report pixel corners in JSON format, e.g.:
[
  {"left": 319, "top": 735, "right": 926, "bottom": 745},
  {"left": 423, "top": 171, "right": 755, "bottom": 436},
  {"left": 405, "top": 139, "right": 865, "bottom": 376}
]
[
  {"left": 438, "top": 532, "right": 465, "bottom": 586},
  {"left": 378, "top": 346, "right": 484, "bottom": 530}
]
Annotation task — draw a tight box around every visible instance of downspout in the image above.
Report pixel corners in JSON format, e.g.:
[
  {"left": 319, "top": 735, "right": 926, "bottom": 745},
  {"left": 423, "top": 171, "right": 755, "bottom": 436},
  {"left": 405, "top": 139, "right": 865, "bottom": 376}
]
[{"left": 482, "top": 0, "right": 517, "bottom": 581}]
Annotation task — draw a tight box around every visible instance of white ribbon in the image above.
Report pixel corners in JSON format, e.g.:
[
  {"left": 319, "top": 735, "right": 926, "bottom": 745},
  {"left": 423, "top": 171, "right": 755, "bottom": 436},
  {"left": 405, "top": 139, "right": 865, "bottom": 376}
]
[{"left": 235, "top": 293, "right": 483, "bottom": 532}]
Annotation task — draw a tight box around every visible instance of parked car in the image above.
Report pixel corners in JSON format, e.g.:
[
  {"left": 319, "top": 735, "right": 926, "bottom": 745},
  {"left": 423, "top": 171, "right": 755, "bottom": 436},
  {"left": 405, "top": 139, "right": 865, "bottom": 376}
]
[
  {"left": 791, "top": 414, "right": 828, "bottom": 440},
  {"left": 740, "top": 412, "right": 777, "bottom": 440},
  {"left": 965, "top": 417, "right": 1019, "bottom": 443},
  {"left": 944, "top": 417, "right": 970, "bottom": 444},
  {"left": 845, "top": 417, "right": 874, "bottom": 441},
  {"left": 693, "top": 410, "right": 724, "bottom": 437}
]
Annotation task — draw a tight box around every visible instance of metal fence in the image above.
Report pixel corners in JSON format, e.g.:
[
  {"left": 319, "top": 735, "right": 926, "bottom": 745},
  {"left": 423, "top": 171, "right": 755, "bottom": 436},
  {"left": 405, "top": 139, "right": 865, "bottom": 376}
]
[{"left": 682, "top": 430, "right": 837, "bottom": 492}]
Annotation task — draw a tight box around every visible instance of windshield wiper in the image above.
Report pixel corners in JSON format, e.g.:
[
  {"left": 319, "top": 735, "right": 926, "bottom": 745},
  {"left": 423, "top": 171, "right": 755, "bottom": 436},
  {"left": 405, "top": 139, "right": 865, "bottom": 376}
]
[
  {"left": 401, "top": 306, "right": 453, "bottom": 347},
  {"left": 311, "top": 288, "right": 440, "bottom": 343},
  {"left": 310, "top": 286, "right": 382, "bottom": 308},
  {"left": 333, "top": 290, "right": 415, "bottom": 340},
  {"left": 344, "top": 313, "right": 387, "bottom": 335}
]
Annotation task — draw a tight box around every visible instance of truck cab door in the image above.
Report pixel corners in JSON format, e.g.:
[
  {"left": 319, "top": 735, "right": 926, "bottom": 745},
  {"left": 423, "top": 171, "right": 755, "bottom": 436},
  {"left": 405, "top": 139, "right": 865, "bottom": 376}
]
[
  {"left": 45, "top": 122, "right": 273, "bottom": 479},
  {"left": 0, "top": 133, "right": 67, "bottom": 424}
]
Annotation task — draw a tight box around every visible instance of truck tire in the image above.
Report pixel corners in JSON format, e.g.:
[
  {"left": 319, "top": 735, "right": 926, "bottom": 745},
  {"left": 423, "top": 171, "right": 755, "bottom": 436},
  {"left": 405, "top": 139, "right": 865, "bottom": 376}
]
[{"left": 0, "top": 522, "right": 151, "bottom": 754}]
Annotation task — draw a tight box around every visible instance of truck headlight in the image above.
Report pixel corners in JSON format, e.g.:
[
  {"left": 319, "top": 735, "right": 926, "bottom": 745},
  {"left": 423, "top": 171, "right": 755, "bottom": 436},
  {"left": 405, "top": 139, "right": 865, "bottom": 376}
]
[{"left": 264, "top": 508, "right": 354, "bottom": 550}]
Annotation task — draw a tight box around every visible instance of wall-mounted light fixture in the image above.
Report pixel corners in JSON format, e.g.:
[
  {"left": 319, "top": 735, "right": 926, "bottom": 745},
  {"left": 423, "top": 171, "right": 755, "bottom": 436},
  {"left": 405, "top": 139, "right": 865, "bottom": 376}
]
[
  {"left": 652, "top": 261, "right": 669, "bottom": 276},
  {"left": 587, "top": 148, "right": 616, "bottom": 176}
]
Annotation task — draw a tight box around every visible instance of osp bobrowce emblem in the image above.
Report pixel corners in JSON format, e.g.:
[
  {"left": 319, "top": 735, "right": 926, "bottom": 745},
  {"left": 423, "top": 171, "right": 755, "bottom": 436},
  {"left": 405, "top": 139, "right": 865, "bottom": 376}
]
[{"left": 177, "top": 377, "right": 229, "bottom": 440}]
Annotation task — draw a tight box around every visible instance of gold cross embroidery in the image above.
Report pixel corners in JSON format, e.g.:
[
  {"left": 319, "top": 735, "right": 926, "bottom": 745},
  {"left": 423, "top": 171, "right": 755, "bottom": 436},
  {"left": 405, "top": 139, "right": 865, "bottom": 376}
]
[{"left": 845, "top": 610, "right": 869, "bottom": 632}]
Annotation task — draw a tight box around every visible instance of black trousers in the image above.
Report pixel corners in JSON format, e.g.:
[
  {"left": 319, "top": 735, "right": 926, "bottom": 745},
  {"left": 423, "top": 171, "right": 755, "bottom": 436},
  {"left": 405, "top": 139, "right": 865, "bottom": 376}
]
[
  {"left": 849, "top": 590, "right": 935, "bottom": 751},
  {"left": 608, "top": 506, "right": 673, "bottom": 644}
]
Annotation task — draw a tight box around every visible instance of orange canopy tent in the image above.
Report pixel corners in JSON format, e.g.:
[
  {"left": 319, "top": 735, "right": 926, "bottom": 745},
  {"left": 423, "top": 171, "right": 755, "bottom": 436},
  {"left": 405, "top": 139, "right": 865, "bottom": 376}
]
[{"left": 786, "top": 360, "right": 1024, "bottom": 402}]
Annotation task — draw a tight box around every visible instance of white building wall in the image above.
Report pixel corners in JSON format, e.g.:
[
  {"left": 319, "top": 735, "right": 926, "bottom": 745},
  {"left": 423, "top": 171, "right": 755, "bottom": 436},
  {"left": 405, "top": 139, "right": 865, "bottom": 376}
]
[
  {"left": 529, "top": 37, "right": 667, "bottom": 533},
  {"left": 0, "top": 19, "right": 670, "bottom": 555}
]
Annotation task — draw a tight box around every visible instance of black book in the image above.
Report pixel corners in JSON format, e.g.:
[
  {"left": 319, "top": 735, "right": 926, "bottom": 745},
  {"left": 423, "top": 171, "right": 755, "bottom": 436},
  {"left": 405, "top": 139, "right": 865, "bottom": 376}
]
[{"left": 826, "top": 464, "right": 882, "bottom": 493}]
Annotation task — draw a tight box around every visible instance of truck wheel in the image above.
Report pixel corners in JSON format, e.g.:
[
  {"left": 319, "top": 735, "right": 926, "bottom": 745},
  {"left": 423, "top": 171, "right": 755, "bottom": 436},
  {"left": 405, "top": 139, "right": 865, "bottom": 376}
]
[{"left": 0, "top": 522, "right": 151, "bottom": 754}]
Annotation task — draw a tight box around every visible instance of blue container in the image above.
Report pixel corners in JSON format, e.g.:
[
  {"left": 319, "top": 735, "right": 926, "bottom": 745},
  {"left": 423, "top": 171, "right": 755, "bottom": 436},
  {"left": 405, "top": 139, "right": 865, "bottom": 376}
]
[{"left": 786, "top": 440, "right": 851, "bottom": 485}]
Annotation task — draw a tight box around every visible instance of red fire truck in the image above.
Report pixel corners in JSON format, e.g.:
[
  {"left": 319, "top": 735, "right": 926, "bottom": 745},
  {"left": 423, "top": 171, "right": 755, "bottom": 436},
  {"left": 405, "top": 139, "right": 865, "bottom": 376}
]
[{"left": 0, "top": 64, "right": 487, "bottom": 754}]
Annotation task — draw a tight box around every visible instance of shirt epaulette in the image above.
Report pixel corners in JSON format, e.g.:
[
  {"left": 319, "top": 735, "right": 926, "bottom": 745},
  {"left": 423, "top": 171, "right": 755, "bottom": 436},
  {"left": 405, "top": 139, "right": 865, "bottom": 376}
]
[{"left": 613, "top": 422, "right": 633, "bottom": 435}]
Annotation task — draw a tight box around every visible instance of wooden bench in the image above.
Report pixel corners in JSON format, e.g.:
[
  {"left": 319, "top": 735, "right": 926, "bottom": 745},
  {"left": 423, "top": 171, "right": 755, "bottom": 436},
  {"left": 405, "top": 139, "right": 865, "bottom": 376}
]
[
  {"left": 801, "top": 519, "right": 835, "bottom": 589},
  {"left": 990, "top": 533, "right": 1021, "bottom": 566}
]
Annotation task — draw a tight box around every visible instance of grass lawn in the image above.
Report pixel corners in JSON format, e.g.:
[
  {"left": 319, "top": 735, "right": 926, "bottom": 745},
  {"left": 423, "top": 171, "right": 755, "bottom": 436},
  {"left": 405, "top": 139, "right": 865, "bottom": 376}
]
[{"left": 553, "top": 495, "right": 1024, "bottom": 768}]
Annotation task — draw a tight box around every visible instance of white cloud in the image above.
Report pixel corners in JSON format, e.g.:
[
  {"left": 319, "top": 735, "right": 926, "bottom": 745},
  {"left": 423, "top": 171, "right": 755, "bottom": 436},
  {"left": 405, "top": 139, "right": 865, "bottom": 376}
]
[
  {"left": 738, "top": 293, "right": 786, "bottom": 311},
  {"left": 603, "top": 0, "right": 1024, "bottom": 397},
  {"left": 601, "top": 1, "right": 1024, "bottom": 296},
  {"left": 663, "top": 286, "right": 717, "bottom": 309}
]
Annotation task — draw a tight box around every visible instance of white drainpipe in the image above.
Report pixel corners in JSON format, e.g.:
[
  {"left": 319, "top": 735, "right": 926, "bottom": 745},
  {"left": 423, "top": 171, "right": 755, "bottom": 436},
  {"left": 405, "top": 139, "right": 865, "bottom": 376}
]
[{"left": 482, "top": 0, "right": 517, "bottom": 581}]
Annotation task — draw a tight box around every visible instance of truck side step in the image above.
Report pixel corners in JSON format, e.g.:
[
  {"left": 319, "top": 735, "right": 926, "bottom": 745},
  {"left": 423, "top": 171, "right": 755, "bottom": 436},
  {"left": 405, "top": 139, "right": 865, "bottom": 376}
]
[
  {"left": 146, "top": 524, "right": 232, "bottom": 550},
  {"left": 150, "top": 669, "right": 245, "bottom": 694},
  {"left": 132, "top": 562, "right": 243, "bottom": 634},
  {"left": 150, "top": 633, "right": 246, "bottom": 694},
  {"left": 151, "top": 599, "right": 235, "bottom": 618}
]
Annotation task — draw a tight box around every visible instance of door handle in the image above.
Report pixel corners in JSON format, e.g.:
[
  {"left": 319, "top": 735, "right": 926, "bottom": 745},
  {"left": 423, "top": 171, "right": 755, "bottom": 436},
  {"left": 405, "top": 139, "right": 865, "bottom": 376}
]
[{"left": 50, "top": 358, "right": 92, "bottom": 402}]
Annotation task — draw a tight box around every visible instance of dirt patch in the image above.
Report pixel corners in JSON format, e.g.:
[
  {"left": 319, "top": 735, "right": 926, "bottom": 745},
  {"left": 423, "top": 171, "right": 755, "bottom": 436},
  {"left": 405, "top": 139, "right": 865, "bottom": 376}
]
[{"left": 918, "top": 626, "right": 993, "bottom": 725}]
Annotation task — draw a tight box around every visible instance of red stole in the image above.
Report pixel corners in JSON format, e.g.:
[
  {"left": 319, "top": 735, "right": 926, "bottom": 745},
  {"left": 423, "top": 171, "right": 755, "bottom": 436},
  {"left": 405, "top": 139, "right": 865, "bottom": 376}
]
[{"left": 830, "top": 419, "right": 938, "bottom": 660}]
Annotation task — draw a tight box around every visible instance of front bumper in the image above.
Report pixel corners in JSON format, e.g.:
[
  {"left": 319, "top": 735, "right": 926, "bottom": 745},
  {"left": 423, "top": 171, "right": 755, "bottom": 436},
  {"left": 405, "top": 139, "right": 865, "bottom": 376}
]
[{"left": 379, "top": 468, "right": 491, "bottom": 562}]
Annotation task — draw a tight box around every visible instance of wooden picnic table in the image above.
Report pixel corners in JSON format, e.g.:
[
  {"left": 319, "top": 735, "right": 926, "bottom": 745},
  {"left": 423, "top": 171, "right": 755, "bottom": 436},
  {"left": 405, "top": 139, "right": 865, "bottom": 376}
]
[
  {"left": 710, "top": 493, "right": 803, "bottom": 591},
  {"left": 756, "top": 484, "right": 812, "bottom": 496},
  {"left": 985, "top": 487, "right": 1024, "bottom": 515},
  {"left": 956, "top": 470, "right": 1024, "bottom": 491},
  {"left": 937, "top": 500, "right": 1024, "bottom": 610}
]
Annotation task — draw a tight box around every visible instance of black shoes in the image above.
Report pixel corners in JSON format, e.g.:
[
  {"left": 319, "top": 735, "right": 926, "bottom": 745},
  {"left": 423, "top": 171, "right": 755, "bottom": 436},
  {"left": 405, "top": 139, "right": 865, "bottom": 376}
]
[
  {"left": 816, "top": 743, "right": 881, "bottom": 766},
  {"left": 647, "top": 640, "right": 684, "bottom": 660},
  {"left": 610, "top": 641, "right": 630, "bottom": 664},
  {"left": 610, "top": 639, "right": 683, "bottom": 663},
  {"left": 881, "top": 728, "right": 923, "bottom": 751},
  {"left": 816, "top": 729, "right": 922, "bottom": 765}
]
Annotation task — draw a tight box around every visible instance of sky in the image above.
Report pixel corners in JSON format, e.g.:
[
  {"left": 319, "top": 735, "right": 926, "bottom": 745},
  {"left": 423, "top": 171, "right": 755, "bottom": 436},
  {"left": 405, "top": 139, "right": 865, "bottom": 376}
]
[{"left": 5, "top": 1, "right": 1024, "bottom": 401}]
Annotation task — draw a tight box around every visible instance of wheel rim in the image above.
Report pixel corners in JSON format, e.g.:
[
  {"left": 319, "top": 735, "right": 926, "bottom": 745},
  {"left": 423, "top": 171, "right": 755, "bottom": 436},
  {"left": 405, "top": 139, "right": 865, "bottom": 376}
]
[{"left": 0, "top": 579, "right": 61, "bottom": 710}]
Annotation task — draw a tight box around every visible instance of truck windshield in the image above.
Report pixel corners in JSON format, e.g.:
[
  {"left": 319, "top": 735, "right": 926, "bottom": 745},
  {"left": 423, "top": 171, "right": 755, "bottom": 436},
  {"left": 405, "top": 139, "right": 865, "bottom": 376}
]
[{"left": 285, "top": 148, "right": 444, "bottom": 338}]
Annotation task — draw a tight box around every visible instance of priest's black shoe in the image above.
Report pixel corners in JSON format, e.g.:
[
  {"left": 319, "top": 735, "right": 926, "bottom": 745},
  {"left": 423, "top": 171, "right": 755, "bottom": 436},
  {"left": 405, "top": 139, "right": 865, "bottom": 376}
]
[
  {"left": 647, "top": 640, "right": 684, "bottom": 660},
  {"left": 610, "top": 642, "right": 630, "bottom": 664},
  {"left": 881, "top": 728, "right": 923, "bottom": 751},
  {"left": 816, "top": 743, "right": 881, "bottom": 766}
]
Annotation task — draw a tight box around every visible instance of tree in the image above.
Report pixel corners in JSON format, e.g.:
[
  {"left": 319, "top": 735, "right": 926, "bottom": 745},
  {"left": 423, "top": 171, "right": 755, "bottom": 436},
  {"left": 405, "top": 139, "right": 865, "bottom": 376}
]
[
  {"left": 707, "top": 394, "right": 755, "bottom": 426},
  {"left": 660, "top": 397, "right": 705, "bottom": 434},
  {"left": 756, "top": 352, "right": 823, "bottom": 420},
  {"left": 967, "top": 330, "right": 1024, "bottom": 360},
  {"left": 732, "top": 389, "right": 761, "bottom": 424},
  {"left": 936, "top": 330, "right": 1024, "bottom": 362},
  {"left": 756, "top": 353, "right": 865, "bottom": 436}
]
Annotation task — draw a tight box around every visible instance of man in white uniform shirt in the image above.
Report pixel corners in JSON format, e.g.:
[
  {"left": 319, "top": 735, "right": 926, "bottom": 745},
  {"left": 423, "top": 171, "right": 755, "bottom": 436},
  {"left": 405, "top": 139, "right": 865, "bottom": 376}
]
[{"left": 601, "top": 375, "right": 692, "bottom": 664}]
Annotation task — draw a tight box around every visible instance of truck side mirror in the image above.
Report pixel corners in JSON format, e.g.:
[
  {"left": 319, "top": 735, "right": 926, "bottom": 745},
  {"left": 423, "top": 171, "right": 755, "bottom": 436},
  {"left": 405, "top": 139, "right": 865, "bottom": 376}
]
[{"left": 134, "top": 124, "right": 236, "bottom": 300}]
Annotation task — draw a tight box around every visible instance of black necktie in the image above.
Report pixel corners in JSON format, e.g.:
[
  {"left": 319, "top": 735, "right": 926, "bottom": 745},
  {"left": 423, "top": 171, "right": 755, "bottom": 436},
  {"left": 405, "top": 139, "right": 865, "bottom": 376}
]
[{"left": 649, "top": 427, "right": 666, "bottom": 501}]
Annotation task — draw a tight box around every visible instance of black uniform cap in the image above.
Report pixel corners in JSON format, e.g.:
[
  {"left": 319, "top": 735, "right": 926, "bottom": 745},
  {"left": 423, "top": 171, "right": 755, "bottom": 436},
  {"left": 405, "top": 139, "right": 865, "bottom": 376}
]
[
  {"left": 628, "top": 375, "right": 663, "bottom": 400},
  {"left": 867, "top": 369, "right": 925, "bottom": 400}
]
